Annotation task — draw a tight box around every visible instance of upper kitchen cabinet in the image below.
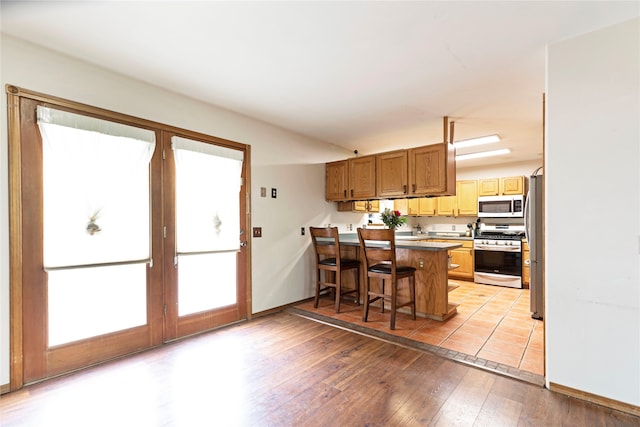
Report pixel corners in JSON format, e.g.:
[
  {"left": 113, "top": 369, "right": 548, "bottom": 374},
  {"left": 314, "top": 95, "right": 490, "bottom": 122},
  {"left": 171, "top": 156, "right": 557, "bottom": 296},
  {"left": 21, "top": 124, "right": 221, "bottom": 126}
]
[
  {"left": 478, "top": 178, "right": 500, "bottom": 196},
  {"left": 326, "top": 160, "right": 349, "bottom": 201},
  {"left": 478, "top": 176, "right": 526, "bottom": 196},
  {"left": 408, "top": 142, "right": 456, "bottom": 197},
  {"left": 349, "top": 155, "right": 377, "bottom": 200},
  {"left": 436, "top": 195, "right": 457, "bottom": 216},
  {"left": 377, "top": 150, "right": 408, "bottom": 198},
  {"left": 456, "top": 180, "right": 478, "bottom": 216},
  {"left": 325, "top": 156, "right": 376, "bottom": 202},
  {"left": 337, "top": 200, "right": 380, "bottom": 213},
  {"left": 500, "top": 176, "right": 526, "bottom": 195}
]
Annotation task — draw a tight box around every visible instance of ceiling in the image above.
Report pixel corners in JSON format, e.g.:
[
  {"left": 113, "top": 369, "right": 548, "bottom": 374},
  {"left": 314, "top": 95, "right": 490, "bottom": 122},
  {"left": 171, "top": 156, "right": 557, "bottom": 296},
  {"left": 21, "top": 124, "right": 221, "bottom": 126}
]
[{"left": 2, "top": 1, "right": 638, "bottom": 168}]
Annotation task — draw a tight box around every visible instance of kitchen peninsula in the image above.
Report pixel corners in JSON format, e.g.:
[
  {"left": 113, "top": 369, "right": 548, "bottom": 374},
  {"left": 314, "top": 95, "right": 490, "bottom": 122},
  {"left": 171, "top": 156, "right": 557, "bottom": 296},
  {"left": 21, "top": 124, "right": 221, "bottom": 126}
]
[{"left": 336, "top": 234, "right": 462, "bottom": 321}]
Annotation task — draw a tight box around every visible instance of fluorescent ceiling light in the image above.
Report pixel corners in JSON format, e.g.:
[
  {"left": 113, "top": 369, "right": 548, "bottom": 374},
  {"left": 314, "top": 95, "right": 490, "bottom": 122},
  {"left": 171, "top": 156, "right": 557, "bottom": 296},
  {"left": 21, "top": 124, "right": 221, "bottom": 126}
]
[
  {"left": 456, "top": 148, "right": 511, "bottom": 161},
  {"left": 454, "top": 134, "right": 501, "bottom": 149}
]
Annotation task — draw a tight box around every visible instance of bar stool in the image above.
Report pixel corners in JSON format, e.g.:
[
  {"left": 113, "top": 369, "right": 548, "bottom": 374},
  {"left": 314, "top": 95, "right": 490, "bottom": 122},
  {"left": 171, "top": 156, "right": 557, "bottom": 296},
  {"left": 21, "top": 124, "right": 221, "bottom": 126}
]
[
  {"left": 357, "top": 227, "right": 416, "bottom": 330},
  {"left": 309, "top": 227, "right": 360, "bottom": 312}
]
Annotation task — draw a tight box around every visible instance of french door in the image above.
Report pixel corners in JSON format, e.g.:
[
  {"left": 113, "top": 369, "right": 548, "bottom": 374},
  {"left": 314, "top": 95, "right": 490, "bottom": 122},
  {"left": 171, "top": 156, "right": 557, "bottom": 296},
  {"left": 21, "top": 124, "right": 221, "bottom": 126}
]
[{"left": 9, "top": 88, "right": 249, "bottom": 386}]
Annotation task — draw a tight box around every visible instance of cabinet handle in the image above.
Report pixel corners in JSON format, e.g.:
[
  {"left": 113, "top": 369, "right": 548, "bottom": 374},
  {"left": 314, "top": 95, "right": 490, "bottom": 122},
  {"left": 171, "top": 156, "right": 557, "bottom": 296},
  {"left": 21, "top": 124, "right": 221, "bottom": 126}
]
[
  {"left": 412, "top": 184, "right": 416, "bottom": 193},
  {"left": 403, "top": 184, "right": 407, "bottom": 194},
  {"left": 351, "top": 189, "right": 354, "bottom": 197},
  {"left": 343, "top": 190, "right": 347, "bottom": 198}
]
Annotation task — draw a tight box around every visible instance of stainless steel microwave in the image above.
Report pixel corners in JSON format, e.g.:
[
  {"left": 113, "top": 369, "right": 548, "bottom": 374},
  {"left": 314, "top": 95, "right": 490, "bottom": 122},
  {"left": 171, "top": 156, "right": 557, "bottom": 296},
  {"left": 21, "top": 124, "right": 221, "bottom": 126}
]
[{"left": 478, "top": 195, "right": 524, "bottom": 218}]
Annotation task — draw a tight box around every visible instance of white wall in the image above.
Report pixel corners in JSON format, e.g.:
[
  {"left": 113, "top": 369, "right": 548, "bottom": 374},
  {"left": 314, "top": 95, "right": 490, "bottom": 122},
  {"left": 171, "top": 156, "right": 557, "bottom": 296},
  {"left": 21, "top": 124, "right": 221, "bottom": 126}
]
[
  {"left": 0, "top": 35, "right": 353, "bottom": 386},
  {"left": 546, "top": 18, "right": 639, "bottom": 406}
]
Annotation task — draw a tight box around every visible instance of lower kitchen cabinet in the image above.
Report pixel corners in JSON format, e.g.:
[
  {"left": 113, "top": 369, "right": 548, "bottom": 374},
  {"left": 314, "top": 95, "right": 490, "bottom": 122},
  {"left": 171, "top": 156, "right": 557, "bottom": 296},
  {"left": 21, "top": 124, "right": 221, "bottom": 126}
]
[{"left": 432, "top": 239, "right": 474, "bottom": 280}]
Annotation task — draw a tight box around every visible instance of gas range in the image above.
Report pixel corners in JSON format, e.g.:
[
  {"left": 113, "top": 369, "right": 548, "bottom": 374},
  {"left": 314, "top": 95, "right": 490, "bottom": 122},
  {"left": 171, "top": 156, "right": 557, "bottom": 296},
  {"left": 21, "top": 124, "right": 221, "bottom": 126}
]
[
  {"left": 473, "top": 224, "right": 524, "bottom": 251},
  {"left": 473, "top": 223, "right": 524, "bottom": 288}
]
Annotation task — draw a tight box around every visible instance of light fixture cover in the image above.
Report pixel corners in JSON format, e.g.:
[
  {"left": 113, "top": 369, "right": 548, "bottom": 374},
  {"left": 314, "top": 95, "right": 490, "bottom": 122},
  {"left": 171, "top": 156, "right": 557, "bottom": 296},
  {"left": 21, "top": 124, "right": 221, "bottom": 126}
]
[
  {"left": 453, "top": 134, "right": 501, "bottom": 149},
  {"left": 456, "top": 148, "right": 510, "bottom": 161}
]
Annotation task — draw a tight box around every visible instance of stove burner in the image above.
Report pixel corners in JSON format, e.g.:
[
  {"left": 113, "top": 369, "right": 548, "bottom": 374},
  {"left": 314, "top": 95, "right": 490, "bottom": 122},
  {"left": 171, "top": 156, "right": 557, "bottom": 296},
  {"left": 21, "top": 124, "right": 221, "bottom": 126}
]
[{"left": 475, "top": 232, "right": 524, "bottom": 241}]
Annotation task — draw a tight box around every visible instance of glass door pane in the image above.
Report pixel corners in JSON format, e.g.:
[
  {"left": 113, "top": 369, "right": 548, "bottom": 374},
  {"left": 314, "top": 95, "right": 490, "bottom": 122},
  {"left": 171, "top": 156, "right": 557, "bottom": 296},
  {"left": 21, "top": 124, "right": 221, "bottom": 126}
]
[
  {"left": 177, "top": 252, "right": 237, "bottom": 316},
  {"left": 48, "top": 264, "right": 147, "bottom": 346}
]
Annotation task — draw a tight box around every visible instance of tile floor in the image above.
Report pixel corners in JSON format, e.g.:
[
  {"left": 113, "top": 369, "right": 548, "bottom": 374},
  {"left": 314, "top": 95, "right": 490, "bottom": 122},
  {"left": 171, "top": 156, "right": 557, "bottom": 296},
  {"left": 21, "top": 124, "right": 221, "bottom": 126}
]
[{"left": 293, "top": 280, "right": 544, "bottom": 379}]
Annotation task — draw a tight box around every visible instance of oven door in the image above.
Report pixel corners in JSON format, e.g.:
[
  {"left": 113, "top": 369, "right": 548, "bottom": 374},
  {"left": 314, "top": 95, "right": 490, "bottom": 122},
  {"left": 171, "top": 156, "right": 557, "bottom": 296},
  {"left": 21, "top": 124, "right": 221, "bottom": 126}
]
[{"left": 474, "top": 247, "right": 522, "bottom": 288}]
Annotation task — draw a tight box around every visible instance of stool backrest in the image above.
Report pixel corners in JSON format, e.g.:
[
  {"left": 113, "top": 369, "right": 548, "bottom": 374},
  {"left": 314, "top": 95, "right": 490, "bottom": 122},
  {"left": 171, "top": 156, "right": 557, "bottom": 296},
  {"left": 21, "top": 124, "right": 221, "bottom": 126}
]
[
  {"left": 357, "top": 228, "right": 398, "bottom": 268},
  {"left": 310, "top": 226, "right": 341, "bottom": 264}
]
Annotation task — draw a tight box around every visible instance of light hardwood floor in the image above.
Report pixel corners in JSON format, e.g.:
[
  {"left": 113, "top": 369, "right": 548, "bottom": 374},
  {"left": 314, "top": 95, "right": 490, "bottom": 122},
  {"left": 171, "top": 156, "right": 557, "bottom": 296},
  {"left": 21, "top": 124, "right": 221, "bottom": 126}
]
[
  {"left": 295, "top": 281, "right": 544, "bottom": 380},
  {"left": 1, "top": 312, "right": 637, "bottom": 426}
]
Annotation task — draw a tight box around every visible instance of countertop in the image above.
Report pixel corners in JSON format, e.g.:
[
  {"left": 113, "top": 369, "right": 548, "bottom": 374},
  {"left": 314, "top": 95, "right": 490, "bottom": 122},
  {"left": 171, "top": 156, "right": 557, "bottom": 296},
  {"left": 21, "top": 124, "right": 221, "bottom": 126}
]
[{"left": 337, "top": 234, "right": 462, "bottom": 251}]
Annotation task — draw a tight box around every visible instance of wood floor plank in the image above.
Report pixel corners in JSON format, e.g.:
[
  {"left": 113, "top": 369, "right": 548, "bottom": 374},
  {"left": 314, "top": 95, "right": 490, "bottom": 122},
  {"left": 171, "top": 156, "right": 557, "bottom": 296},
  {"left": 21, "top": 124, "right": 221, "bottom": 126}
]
[{"left": 1, "top": 312, "right": 639, "bottom": 427}]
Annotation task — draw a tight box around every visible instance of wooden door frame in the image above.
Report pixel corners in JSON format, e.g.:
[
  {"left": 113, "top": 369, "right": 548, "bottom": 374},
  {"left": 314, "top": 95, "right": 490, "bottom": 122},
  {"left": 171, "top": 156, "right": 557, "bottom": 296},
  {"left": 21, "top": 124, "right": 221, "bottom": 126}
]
[{"left": 6, "top": 85, "right": 252, "bottom": 390}]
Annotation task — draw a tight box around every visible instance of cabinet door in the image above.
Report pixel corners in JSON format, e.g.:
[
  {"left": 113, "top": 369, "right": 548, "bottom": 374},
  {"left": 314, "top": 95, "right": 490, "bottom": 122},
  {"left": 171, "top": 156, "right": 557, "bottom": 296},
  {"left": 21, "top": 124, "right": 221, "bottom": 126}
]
[
  {"left": 419, "top": 197, "right": 436, "bottom": 216},
  {"left": 376, "top": 150, "right": 408, "bottom": 198},
  {"left": 436, "top": 195, "right": 457, "bottom": 216},
  {"left": 349, "top": 156, "right": 376, "bottom": 199},
  {"left": 408, "top": 199, "right": 420, "bottom": 215},
  {"left": 478, "top": 178, "right": 499, "bottom": 196},
  {"left": 368, "top": 200, "right": 380, "bottom": 213},
  {"left": 456, "top": 180, "right": 478, "bottom": 216},
  {"left": 393, "top": 199, "right": 408, "bottom": 216},
  {"left": 408, "top": 143, "right": 455, "bottom": 196},
  {"left": 352, "top": 201, "right": 368, "bottom": 212},
  {"left": 450, "top": 247, "right": 474, "bottom": 279},
  {"left": 326, "top": 160, "right": 349, "bottom": 201},
  {"left": 500, "top": 176, "right": 525, "bottom": 195}
]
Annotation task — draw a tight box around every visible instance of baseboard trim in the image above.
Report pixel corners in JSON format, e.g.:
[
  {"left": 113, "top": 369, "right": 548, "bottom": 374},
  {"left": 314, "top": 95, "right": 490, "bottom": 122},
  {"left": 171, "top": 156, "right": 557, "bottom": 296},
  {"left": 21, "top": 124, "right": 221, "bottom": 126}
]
[
  {"left": 251, "top": 298, "right": 313, "bottom": 319},
  {"left": 1, "top": 383, "right": 10, "bottom": 395},
  {"left": 549, "top": 382, "right": 640, "bottom": 417}
]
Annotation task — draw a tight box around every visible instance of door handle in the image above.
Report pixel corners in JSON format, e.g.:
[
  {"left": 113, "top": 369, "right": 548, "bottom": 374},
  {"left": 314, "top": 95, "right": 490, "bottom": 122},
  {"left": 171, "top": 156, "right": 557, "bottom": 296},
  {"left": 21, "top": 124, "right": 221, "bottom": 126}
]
[{"left": 240, "top": 241, "right": 248, "bottom": 247}]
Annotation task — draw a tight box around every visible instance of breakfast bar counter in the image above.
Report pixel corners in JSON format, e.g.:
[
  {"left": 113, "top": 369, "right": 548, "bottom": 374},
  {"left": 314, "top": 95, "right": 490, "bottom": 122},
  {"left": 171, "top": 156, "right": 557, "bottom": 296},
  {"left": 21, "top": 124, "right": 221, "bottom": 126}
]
[{"left": 336, "top": 234, "right": 462, "bottom": 321}]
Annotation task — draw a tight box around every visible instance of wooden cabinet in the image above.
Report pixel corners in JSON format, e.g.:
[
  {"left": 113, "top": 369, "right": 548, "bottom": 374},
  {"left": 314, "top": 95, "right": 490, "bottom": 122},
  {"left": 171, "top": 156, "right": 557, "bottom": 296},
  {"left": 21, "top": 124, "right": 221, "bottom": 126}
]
[
  {"left": 326, "top": 135, "right": 456, "bottom": 202},
  {"left": 419, "top": 197, "right": 437, "bottom": 216},
  {"left": 338, "top": 200, "right": 380, "bottom": 213},
  {"left": 408, "top": 143, "right": 456, "bottom": 197},
  {"left": 478, "top": 176, "right": 526, "bottom": 196},
  {"left": 432, "top": 239, "right": 474, "bottom": 280},
  {"left": 456, "top": 180, "right": 478, "bottom": 216},
  {"left": 393, "top": 199, "right": 408, "bottom": 215},
  {"left": 522, "top": 240, "right": 530, "bottom": 287},
  {"left": 349, "top": 156, "right": 376, "bottom": 200},
  {"left": 326, "top": 160, "right": 349, "bottom": 201},
  {"left": 377, "top": 150, "right": 408, "bottom": 198},
  {"left": 501, "top": 176, "right": 526, "bottom": 195},
  {"left": 436, "top": 195, "right": 457, "bottom": 216},
  {"left": 478, "top": 178, "right": 500, "bottom": 196}
]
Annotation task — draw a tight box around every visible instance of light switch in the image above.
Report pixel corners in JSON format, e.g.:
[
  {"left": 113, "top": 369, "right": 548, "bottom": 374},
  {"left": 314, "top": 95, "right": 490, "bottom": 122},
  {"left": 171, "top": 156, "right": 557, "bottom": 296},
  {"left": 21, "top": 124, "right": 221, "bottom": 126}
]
[{"left": 253, "top": 227, "right": 262, "bottom": 238}]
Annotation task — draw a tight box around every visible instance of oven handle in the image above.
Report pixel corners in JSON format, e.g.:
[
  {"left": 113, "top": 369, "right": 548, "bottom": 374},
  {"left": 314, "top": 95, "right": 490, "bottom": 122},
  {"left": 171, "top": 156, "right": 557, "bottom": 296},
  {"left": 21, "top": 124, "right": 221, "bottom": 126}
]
[{"left": 474, "top": 245, "right": 521, "bottom": 252}]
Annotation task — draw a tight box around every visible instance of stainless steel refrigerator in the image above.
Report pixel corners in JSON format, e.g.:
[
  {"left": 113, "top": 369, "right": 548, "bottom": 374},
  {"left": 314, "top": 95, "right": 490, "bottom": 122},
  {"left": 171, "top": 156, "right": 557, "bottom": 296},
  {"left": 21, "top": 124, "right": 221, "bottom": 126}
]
[{"left": 525, "top": 167, "right": 544, "bottom": 320}]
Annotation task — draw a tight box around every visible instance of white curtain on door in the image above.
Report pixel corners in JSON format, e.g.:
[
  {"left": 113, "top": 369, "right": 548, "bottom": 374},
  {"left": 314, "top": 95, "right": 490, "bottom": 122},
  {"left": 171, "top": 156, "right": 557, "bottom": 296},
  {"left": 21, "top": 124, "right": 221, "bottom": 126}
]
[
  {"left": 38, "top": 106, "right": 156, "bottom": 345},
  {"left": 37, "top": 106, "right": 156, "bottom": 268},
  {"left": 172, "top": 136, "right": 243, "bottom": 315},
  {"left": 172, "top": 136, "right": 243, "bottom": 253}
]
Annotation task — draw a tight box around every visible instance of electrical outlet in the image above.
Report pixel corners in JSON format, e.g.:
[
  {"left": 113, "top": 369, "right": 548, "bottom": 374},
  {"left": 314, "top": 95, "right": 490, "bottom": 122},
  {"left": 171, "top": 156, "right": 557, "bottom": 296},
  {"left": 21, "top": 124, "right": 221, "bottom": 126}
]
[
  {"left": 419, "top": 259, "right": 424, "bottom": 269},
  {"left": 253, "top": 227, "right": 262, "bottom": 238}
]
